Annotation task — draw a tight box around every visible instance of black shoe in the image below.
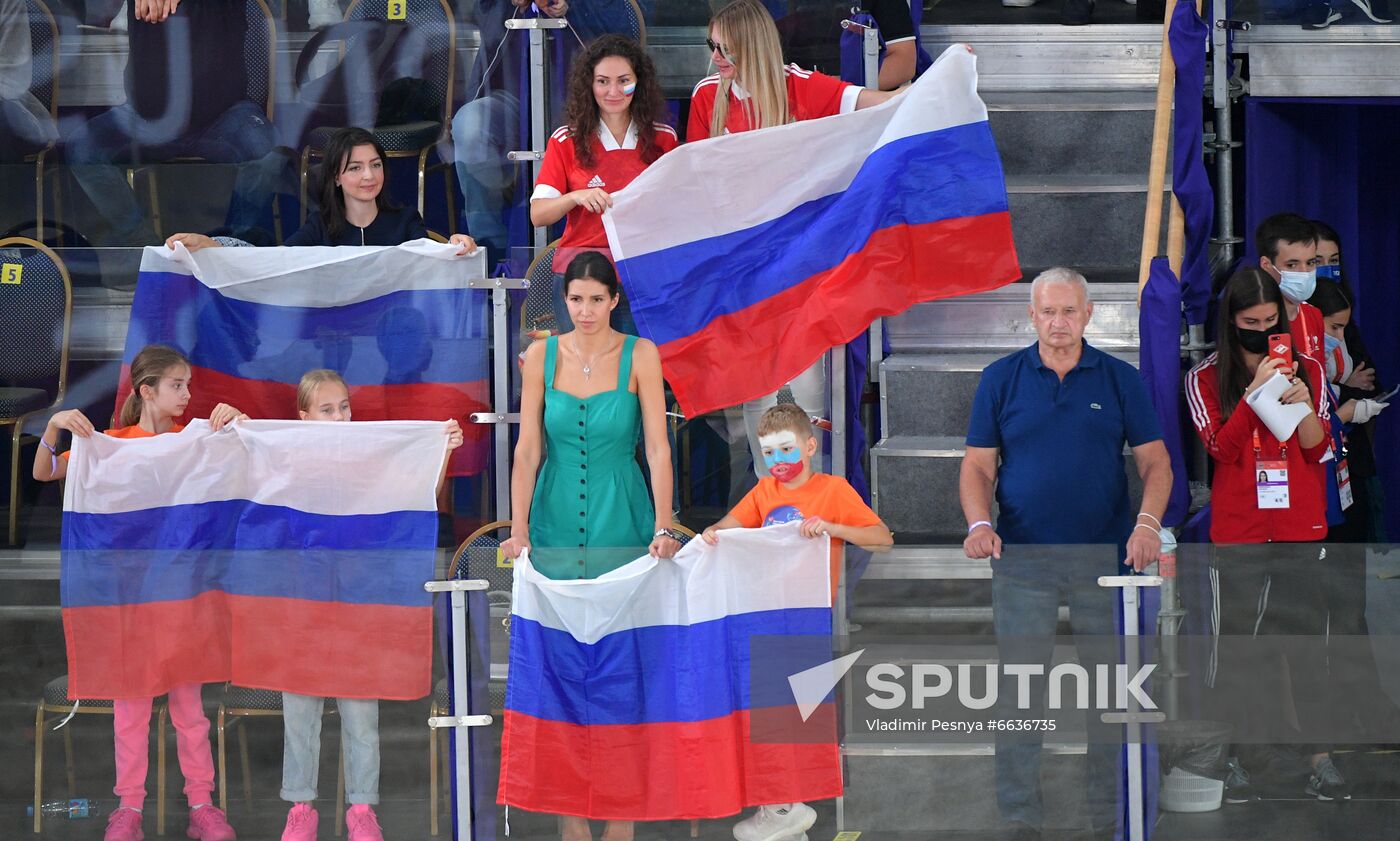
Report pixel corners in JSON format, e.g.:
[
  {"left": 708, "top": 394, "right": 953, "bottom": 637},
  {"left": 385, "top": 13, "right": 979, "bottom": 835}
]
[
  {"left": 1004, "top": 821, "right": 1042, "bottom": 841},
  {"left": 1303, "top": 2, "right": 1342, "bottom": 26},
  {"left": 1060, "top": 0, "right": 1095, "bottom": 22},
  {"left": 1349, "top": 0, "right": 1394, "bottom": 19},
  {"left": 1305, "top": 756, "right": 1353, "bottom": 801},
  {"left": 1224, "top": 758, "right": 1258, "bottom": 804}
]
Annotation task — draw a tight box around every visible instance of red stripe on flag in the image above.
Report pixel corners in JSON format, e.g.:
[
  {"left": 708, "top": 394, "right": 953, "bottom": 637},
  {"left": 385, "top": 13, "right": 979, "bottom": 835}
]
[
  {"left": 498, "top": 706, "right": 842, "bottom": 820},
  {"left": 64, "top": 594, "right": 432, "bottom": 701},
  {"left": 658, "top": 212, "right": 1020, "bottom": 417},
  {"left": 115, "top": 365, "right": 491, "bottom": 475}
]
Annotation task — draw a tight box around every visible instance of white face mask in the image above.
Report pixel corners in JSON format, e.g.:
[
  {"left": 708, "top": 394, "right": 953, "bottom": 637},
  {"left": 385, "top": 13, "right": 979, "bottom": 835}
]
[
  {"left": 1325, "top": 333, "right": 1354, "bottom": 385},
  {"left": 1277, "top": 268, "right": 1317, "bottom": 303}
]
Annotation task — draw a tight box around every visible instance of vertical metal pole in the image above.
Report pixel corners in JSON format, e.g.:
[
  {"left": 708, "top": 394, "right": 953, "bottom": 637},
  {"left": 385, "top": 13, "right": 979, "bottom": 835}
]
[
  {"left": 1122, "top": 585, "right": 1145, "bottom": 841},
  {"left": 830, "top": 346, "right": 847, "bottom": 480},
  {"left": 492, "top": 285, "right": 510, "bottom": 520},
  {"left": 862, "top": 24, "right": 883, "bottom": 384},
  {"left": 449, "top": 589, "right": 474, "bottom": 841},
  {"left": 1210, "top": 0, "right": 1236, "bottom": 271},
  {"left": 529, "top": 28, "right": 549, "bottom": 254}
]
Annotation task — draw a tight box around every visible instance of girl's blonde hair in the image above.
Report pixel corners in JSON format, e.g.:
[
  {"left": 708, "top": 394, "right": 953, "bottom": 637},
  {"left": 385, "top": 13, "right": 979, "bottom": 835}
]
[
  {"left": 296, "top": 369, "right": 349, "bottom": 413},
  {"left": 119, "top": 345, "right": 190, "bottom": 427},
  {"left": 709, "top": 0, "right": 791, "bottom": 138}
]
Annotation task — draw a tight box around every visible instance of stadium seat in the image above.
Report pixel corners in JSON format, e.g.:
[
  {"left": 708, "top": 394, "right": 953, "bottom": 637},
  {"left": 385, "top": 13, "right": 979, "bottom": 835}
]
[
  {"left": 32, "top": 676, "right": 126, "bottom": 834},
  {"left": 20, "top": 0, "right": 60, "bottom": 244}
]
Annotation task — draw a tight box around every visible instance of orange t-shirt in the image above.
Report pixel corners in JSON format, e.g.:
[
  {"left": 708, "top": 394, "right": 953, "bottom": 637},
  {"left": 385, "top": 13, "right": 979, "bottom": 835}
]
[
  {"left": 727, "top": 472, "right": 883, "bottom": 600},
  {"left": 62, "top": 423, "right": 186, "bottom": 460}
]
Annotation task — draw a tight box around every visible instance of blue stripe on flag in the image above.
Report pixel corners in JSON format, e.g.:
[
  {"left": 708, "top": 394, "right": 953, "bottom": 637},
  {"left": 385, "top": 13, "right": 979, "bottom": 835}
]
[
  {"left": 123, "top": 272, "right": 489, "bottom": 386},
  {"left": 60, "top": 502, "right": 436, "bottom": 608},
  {"left": 504, "top": 608, "right": 834, "bottom": 725},
  {"left": 617, "top": 122, "right": 1008, "bottom": 346}
]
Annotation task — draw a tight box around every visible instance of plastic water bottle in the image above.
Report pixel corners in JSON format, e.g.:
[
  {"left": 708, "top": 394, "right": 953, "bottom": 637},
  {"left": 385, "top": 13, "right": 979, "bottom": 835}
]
[{"left": 26, "top": 799, "right": 98, "bottom": 819}]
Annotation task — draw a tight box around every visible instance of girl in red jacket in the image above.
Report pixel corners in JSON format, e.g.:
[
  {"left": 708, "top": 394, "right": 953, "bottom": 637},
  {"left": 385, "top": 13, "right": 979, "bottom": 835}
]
[{"left": 1185, "top": 267, "right": 1348, "bottom": 801}]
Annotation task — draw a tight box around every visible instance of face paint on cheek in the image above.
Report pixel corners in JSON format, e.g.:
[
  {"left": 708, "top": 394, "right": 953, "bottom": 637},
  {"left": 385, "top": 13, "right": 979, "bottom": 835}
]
[
  {"left": 622, "top": 83, "right": 636, "bottom": 96},
  {"left": 760, "top": 432, "right": 805, "bottom": 482}
]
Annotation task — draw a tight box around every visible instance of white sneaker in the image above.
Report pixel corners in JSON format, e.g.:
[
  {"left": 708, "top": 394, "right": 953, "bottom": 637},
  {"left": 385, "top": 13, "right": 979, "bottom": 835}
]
[{"left": 733, "top": 803, "right": 817, "bottom": 841}]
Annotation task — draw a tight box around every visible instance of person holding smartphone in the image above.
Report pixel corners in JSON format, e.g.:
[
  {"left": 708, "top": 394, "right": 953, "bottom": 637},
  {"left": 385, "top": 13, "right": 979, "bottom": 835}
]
[{"left": 1185, "top": 267, "right": 1348, "bottom": 801}]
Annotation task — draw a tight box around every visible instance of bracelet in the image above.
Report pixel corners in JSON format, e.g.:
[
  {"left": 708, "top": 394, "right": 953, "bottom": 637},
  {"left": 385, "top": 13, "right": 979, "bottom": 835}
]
[
  {"left": 1136, "top": 512, "right": 1162, "bottom": 528},
  {"left": 40, "top": 438, "right": 57, "bottom": 474},
  {"left": 1133, "top": 523, "right": 1159, "bottom": 536},
  {"left": 967, "top": 520, "right": 992, "bottom": 535}
]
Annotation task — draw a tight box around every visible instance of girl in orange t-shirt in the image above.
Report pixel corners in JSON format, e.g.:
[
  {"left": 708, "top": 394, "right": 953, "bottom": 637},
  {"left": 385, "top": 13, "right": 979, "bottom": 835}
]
[{"left": 34, "top": 344, "right": 246, "bottom": 841}]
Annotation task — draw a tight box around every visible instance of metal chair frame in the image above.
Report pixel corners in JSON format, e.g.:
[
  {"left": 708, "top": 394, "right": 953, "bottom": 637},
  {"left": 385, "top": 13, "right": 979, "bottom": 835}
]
[
  {"left": 21, "top": 0, "right": 60, "bottom": 243},
  {"left": 297, "top": 0, "right": 457, "bottom": 232},
  {"left": 0, "top": 236, "right": 71, "bottom": 545}
]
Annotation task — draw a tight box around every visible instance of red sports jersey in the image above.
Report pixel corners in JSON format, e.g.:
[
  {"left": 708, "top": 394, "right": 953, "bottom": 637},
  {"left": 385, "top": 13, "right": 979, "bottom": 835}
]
[
  {"left": 687, "top": 64, "right": 859, "bottom": 140},
  {"left": 531, "top": 120, "right": 678, "bottom": 272}
]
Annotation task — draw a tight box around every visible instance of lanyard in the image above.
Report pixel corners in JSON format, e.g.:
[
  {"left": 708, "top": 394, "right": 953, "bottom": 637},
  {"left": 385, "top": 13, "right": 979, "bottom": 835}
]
[{"left": 1252, "top": 427, "right": 1288, "bottom": 462}]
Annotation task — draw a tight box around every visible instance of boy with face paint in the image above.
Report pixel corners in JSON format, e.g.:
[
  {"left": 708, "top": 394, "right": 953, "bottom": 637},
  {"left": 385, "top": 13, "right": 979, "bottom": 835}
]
[{"left": 702, "top": 403, "right": 891, "bottom": 841}]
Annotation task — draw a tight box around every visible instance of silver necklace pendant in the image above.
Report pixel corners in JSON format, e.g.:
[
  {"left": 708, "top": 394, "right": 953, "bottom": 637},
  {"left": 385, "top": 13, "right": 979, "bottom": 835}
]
[{"left": 582, "top": 364, "right": 592, "bottom": 379}]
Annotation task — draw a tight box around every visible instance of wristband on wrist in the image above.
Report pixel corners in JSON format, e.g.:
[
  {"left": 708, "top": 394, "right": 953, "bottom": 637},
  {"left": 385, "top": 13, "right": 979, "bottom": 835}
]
[
  {"left": 40, "top": 438, "right": 58, "bottom": 474},
  {"left": 967, "top": 520, "right": 992, "bottom": 535},
  {"left": 1132, "top": 523, "right": 1159, "bottom": 536},
  {"left": 1136, "top": 512, "right": 1162, "bottom": 528}
]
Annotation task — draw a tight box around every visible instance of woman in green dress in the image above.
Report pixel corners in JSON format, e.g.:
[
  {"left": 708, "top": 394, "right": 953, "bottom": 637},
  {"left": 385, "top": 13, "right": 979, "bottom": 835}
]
[{"left": 501, "top": 250, "right": 679, "bottom": 840}]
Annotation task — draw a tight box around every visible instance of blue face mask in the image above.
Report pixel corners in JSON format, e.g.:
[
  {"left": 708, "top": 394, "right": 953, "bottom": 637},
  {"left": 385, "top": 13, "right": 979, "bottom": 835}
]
[
  {"left": 1324, "top": 332, "right": 1353, "bottom": 384},
  {"left": 1277, "top": 268, "right": 1317, "bottom": 304},
  {"left": 1316, "top": 264, "right": 1342, "bottom": 282}
]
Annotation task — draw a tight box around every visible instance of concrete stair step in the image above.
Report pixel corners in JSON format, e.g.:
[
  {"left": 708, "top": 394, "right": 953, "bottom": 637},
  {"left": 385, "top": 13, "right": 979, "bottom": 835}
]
[
  {"left": 924, "top": 24, "right": 1163, "bottom": 91},
  {"left": 870, "top": 436, "right": 1144, "bottom": 539},
  {"left": 988, "top": 92, "right": 1158, "bottom": 179},
  {"left": 1007, "top": 185, "right": 1158, "bottom": 269},
  {"left": 885, "top": 283, "right": 1142, "bottom": 353},
  {"left": 879, "top": 350, "right": 1140, "bottom": 438},
  {"left": 862, "top": 545, "right": 992, "bottom": 580}
]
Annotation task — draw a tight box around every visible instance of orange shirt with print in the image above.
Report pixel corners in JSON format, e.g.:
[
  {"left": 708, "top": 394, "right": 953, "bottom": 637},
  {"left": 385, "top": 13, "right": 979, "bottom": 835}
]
[
  {"left": 61, "top": 423, "right": 186, "bottom": 461},
  {"left": 727, "top": 473, "right": 883, "bottom": 601}
]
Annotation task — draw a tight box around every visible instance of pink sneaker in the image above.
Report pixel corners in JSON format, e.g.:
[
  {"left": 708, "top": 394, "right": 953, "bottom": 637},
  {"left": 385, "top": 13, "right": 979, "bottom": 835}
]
[
  {"left": 281, "top": 803, "right": 319, "bottom": 841},
  {"left": 186, "top": 804, "right": 236, "bottom": 841},
  {"left": 105, "top": 807, "right": 145, "bottom": 841},
  {"left": 345, "top": 804, "right": 385, "bottom": 841}
]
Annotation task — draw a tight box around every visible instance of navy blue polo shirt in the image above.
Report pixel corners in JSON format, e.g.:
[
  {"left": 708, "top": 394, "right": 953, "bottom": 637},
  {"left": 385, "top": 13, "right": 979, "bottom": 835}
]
[{"left": 965, "top": 341, "right": 1162, "bottom": 548}]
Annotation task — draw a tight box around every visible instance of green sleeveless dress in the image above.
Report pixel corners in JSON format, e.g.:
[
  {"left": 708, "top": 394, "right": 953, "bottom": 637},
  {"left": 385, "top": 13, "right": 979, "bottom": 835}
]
[{"left": 529, "top": 334, "right": 653, "bottom": 580}]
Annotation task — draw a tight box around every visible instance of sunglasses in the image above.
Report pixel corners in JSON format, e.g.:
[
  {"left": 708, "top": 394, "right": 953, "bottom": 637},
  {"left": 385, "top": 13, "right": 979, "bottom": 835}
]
[{"left": 705, "top": 37, "right": 733, "bottom": 61}]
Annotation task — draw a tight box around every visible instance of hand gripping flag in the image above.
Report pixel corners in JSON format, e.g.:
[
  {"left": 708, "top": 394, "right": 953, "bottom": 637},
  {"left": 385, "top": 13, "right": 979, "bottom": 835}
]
[
  {"left": 117, "top": 241, "right": 490, "bottom": 475},
  {"left": 603, "top": 46, "right": 1020, "bottom": 417},
  {"left": 499, "top": 523, "right": 841, "bottom": 820},
  {"left": 61, "top": 420, "right": 446, "bottom": 700}
]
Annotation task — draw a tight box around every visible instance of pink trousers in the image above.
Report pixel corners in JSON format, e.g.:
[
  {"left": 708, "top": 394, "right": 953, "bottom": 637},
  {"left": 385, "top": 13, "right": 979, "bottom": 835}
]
[{"left": 112, "top": 683, "right": 215, "bottom": 810}]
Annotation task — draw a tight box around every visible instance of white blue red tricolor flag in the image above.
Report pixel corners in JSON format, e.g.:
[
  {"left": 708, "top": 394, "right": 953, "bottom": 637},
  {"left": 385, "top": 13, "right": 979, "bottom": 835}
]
[
  {"left": 61, "top": 420, "right": 447, "bottom": 700},
  {"left": 118, "top": 242, "right": 490, "bottom": 475},
  {"left": 498, "top": 523, "right": 841, "bottom": 820},
  {"left": 603, "top": 46, "right": 1020, "bottom": 416}
]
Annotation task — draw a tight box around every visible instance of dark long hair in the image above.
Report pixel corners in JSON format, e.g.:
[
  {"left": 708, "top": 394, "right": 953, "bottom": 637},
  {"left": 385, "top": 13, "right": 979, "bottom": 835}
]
[
  {"left": 563, "top": 35, "right": 667, "bottom": 170},
  {"left": 1216, "top": 267, "right": 1310, "bottom": 421},
  {"left": 317, "top": 127, "right": 399, "bottom": 242},
  {"left": 562, "top": 251, "right": 619, "bottom": 298}
]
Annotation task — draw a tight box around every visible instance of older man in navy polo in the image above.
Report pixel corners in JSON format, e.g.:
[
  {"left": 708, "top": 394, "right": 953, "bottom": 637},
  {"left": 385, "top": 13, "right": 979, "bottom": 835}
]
[{"left": 959, "top": 268, "right": 1173, "bottom": 841}]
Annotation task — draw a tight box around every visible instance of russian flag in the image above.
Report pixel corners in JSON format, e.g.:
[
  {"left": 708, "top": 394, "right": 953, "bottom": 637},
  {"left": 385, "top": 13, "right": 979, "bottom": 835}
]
[
  {"left": 61, "top": 420, "right": 446, "bottom": 701},
  {"left": 498, "top": 523, "right": 842, "bottom": 820},
  {"left": 603, "top": 46, "right": 1020, "bottom": 417},
  {"left": 117, "top": 242, "right": 491, "bottom": 475}
]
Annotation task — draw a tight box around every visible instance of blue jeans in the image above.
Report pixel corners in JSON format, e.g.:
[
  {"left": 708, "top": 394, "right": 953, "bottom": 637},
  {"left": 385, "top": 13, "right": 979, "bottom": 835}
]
[
  {"left": 65, "top": 99, "right": 279, "bottom": 244},
  {"left": 281, "top": 692, "right": 379, "bottom": 805},
  {"left": 991, "top": 547, "right": 1122, "bottom": 831}
]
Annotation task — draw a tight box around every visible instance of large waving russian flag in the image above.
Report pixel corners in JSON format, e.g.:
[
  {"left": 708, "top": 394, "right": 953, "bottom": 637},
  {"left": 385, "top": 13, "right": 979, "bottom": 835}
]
[
  {"left": 61, "top": 420, "right": 446, "bottom": 701},
  {"left": 498, "top": 523, "right": 841, "bottom": 820},
  {"left": 118, "top": 242, "right": 490, "bottom": 475},
  {"left": 603, "top": 46, "right": 1020, "bottom": 417}
]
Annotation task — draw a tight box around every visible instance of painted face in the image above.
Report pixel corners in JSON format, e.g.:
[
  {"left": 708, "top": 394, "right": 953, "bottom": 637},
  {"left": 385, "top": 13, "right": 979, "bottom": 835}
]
[
  {"left": 299, "top": 380, "right": 352, "bottom": 422},
  {"left": 335, "top": 143, "right": 384, "bottom": 205},
  {"left": 142, "top": 365, "right": 191, "bottom": 421},
  {"left": 760, "top": 430, "right": 805, "bottom": 483},
  {"left": 593, "top": 55, "right": 636, "bottom": 118},
  {"left": 565, "top": 277, "right": 618, "bottom": 333}
]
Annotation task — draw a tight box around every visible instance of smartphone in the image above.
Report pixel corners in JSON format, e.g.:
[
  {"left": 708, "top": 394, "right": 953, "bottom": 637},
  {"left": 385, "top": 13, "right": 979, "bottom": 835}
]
[{"left": 1267, "top": 333, "right": 1293, "bottom": 365}]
